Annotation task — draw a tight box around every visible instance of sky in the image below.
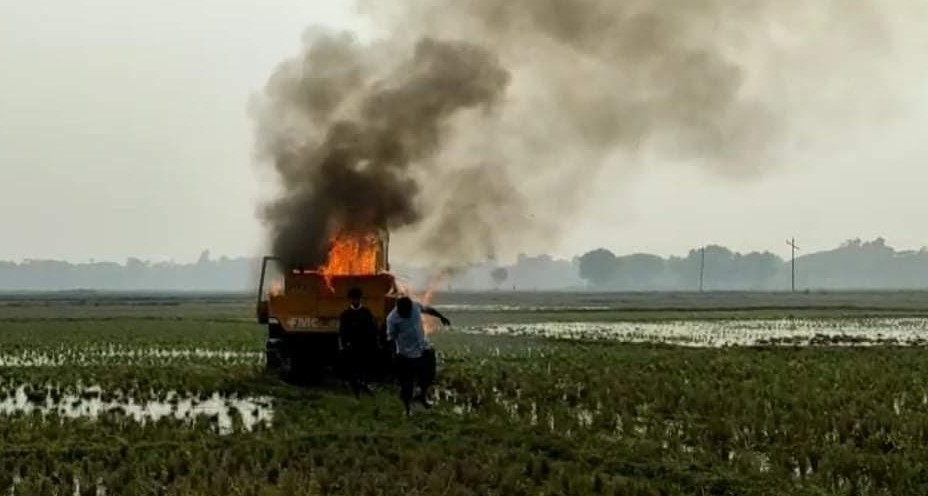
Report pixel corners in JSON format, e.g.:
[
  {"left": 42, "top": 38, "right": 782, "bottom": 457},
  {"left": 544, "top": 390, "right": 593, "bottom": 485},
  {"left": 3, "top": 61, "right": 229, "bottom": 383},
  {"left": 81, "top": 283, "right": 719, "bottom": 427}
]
[{"left": 2, "top": 0, "right": 927, "bottom": 265}]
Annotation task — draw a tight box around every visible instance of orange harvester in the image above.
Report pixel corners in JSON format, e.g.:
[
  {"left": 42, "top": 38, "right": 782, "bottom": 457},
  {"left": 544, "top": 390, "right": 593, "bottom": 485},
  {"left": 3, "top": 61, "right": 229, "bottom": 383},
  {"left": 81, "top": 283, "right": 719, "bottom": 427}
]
[{"left": 256, "top": 229, "right": 398, "bottom": 380}]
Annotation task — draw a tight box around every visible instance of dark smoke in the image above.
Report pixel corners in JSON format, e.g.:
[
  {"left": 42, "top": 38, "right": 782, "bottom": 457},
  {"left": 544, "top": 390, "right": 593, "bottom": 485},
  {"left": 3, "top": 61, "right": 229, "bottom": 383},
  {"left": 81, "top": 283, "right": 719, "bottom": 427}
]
[
  {"left": 256, "top": 0, "right": 910, "bottom": 268},
  {"left": 254, "top": 35, "right": 509, "bottom": 268}
]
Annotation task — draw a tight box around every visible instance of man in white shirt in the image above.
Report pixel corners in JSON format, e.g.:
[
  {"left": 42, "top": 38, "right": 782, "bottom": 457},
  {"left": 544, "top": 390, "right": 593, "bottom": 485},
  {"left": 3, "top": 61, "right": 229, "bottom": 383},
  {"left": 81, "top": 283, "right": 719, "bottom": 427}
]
[{"left": 386, "top": 296, "right": 451, "bottom": 415}]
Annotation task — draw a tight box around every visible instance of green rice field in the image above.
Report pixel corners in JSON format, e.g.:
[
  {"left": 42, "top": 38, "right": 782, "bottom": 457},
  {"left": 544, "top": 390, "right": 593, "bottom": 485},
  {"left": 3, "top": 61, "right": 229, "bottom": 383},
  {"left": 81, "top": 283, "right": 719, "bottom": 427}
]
[{"left": 3, "top": 291, "right": 928, "bottom": 495}]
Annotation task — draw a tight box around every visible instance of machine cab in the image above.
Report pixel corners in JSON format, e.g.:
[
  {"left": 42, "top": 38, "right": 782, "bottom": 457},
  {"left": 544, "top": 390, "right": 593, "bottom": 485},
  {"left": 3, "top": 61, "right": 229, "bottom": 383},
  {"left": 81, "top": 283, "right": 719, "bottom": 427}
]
[{"left": 255, "top": 230, "right": 397, "bottom": 332}]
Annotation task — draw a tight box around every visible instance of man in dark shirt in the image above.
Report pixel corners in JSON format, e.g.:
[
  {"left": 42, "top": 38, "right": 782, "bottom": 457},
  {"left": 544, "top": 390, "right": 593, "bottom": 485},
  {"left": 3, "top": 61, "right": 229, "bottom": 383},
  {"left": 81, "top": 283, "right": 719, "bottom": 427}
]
[{"left": 338, "top": 287, "right": 380, "bottom": 397}]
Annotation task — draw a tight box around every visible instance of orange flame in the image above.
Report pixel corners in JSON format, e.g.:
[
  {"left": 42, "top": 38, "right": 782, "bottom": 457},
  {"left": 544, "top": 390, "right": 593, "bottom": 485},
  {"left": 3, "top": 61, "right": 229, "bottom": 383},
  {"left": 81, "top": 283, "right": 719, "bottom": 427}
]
[
  {"left": 395, "top": 272, "right": 450, "bottom": 336},
  {"left": 268, "top": 279, "right": 284, "bottom": 297},
  {"left": 317, "top": 231, "right": 382, "bottom": 291}
]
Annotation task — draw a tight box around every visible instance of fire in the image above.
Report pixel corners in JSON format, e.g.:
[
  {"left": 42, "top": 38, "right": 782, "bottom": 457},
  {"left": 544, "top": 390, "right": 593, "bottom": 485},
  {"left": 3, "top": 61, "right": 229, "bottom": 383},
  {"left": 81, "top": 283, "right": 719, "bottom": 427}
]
[
  {"left": 421, "top": 272, "right": 450, "bottom": 335},
  {"left": 395, "top": 272, "right": 450, "bottom": 336},
  {"left": 310, "top": 230, "right": 449, "bottom": 335},
  {"left": 268, "top": 279, "right": 284, "bottom": 297},
  {"left": 419, "top": 272, "right": 447, "bottom": 306},
  {"left": 317, "top": 231, "right": 382, "bottom": 291}
]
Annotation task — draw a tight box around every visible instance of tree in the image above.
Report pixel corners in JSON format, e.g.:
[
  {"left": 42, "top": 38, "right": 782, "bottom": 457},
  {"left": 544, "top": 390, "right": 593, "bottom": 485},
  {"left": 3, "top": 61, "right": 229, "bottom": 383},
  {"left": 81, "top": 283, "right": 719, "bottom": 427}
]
[
  {"left": 615, "top": 253, "right": 666, "bottom": 289},
  {"left": 738, "top": 252, "right": 780, "bottom": 289},
  {"left": 490, "top": 267, "right": 508, "bottom": 288},
  {"left": 578, "top": 249, "right": 618, "bottom": 287}
]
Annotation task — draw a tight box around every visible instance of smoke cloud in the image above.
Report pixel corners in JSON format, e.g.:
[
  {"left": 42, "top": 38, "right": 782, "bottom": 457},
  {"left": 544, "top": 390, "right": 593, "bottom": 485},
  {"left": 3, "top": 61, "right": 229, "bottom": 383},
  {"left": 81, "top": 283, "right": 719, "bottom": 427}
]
[
  {"left": 254, "top": 0, "right": 921, "bottom": 268},
  {"left": 254, "top": 34, "right": 509, "bottom": 267}
]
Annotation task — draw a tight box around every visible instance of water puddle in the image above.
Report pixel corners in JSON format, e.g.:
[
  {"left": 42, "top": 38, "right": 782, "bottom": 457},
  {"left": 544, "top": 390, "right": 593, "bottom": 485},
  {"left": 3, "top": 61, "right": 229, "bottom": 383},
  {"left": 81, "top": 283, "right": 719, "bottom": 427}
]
[
  {"left": 0, "top": 347, "right": 262, "bottom": 367},
  {"left": 0, "top": 385, "right": 272, "bottom": 434},
  {"left": 438, "top": 304, "right": 613, "bottom": 312},
  {"left": 465, "top": 318, "right": 928, "bottom": 347}
]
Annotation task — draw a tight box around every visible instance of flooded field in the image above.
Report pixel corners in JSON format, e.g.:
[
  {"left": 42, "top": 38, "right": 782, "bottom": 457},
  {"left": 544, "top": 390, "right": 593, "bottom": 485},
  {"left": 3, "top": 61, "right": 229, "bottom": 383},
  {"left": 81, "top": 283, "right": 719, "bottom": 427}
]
[
  {"left": 4, "top": 292, "right": 928, "bottom": 494},
  {"left": 466, "top": 317, "right": 928, "bottom": 346},
  {"left": 0, "top": 347, "right": 262, "bottom": 367},
  {"left": 0, "top": 385, "right": 272, "bottom": 434}
]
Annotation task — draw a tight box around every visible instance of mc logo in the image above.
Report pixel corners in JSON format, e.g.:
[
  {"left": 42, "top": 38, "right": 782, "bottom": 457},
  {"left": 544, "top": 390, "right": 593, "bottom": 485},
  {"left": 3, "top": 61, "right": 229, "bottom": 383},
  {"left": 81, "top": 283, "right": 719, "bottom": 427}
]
[{"left": 287, "top": 317, "right": 319, "bottom": 329}]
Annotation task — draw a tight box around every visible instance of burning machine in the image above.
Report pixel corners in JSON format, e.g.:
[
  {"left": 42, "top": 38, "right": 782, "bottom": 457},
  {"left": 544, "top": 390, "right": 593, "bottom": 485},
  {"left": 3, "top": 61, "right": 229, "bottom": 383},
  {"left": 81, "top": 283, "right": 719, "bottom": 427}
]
[{"left": 256, "top": 230, "right": 398, "bottom": 380}]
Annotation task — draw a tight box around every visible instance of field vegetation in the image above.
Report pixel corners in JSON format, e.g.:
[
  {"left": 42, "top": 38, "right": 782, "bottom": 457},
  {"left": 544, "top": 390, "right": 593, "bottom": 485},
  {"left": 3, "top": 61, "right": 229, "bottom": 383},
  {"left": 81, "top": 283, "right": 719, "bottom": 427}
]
[{"left": 2, "top": 292, "right": 928, "bottom": 494}]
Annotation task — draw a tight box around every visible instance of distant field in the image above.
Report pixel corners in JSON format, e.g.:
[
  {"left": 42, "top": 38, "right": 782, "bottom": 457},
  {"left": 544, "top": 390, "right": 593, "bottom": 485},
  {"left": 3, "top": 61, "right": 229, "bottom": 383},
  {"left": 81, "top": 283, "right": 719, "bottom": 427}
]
[
  {"left": 3, "top": 292, "right": 928, "bottom": 494},
  {"left": 5, "top": 290, "right": 928, "bottom": 322}
]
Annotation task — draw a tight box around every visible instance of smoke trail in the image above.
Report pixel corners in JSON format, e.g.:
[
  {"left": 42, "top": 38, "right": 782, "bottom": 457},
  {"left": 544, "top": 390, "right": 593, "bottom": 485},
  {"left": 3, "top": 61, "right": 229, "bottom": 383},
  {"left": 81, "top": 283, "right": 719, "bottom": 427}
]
[{"left": 255, "top": 0, "right": 920, "bottom": 267}]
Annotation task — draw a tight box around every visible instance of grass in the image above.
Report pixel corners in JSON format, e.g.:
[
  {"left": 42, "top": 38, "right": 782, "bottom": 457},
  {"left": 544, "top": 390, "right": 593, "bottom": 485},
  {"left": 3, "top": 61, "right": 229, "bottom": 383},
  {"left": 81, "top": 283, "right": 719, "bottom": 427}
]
[{"left": 3, "top": 293, "right": 928, "bottom": 494}]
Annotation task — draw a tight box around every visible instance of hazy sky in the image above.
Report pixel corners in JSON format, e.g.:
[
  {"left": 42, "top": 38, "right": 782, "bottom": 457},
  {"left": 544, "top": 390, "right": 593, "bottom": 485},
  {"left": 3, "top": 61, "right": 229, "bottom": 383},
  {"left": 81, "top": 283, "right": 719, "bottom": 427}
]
[{"left": 2, "top": 0, "right": 927, "bottom": 264}]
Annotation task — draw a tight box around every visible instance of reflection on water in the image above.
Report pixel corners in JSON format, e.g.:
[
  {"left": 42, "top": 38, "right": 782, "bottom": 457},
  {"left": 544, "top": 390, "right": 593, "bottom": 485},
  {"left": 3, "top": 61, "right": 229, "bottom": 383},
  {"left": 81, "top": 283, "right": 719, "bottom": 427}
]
[
  {"left": 0, "top": 385, "right": 272, "bottom": 435},
  {"left": 0, "top": 347, "right": 262, "bottom": 367},
  {"left": 466, "top": 318, "right": 928, "bottom": 347}
]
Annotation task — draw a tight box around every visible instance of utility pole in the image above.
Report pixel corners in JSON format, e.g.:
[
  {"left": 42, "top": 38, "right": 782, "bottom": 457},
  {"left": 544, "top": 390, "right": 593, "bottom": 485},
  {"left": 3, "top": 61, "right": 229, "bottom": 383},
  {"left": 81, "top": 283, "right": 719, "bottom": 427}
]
[
  {"left": 698, "top": 246, "right": 706, "bottom": 292},
  {"left": 786, "top": 238, "right": 800, "bottom": 292}
]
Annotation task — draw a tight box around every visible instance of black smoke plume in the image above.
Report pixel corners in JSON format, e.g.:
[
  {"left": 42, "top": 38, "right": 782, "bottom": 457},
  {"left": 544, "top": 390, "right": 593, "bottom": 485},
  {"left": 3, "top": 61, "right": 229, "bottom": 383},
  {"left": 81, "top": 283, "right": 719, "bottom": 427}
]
[
  {"left": 254, "top": 35, "right": 509, "bottom": 268},
  {"left": 255, "top": 0, "right": 912, "bottom": 268}
]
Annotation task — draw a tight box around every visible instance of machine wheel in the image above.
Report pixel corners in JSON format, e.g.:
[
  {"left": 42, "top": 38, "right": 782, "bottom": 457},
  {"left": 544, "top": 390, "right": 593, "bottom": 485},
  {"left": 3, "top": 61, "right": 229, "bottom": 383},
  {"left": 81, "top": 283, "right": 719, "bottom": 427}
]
[
  {"left": 272, "top": 332, "right": 339, "bottom": 384},
  {"left": 275, "top": 339, "right": 319, "bottom": 384},
  {"left": 278, "top": 349, "right": 295, "bottom": 382},
  {"left": 265, "top": 325, "right": 284, "bottom": 370}
]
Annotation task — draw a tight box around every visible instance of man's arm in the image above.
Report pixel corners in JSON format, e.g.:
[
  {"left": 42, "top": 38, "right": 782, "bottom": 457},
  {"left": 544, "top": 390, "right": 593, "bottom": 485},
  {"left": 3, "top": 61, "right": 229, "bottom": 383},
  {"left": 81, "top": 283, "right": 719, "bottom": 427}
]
[
  {"left": 421, "top": 305, "right": 451, "bottom": 326},
  {"left": 386, "top": 315, "right": 397, "bottom": 341}
]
